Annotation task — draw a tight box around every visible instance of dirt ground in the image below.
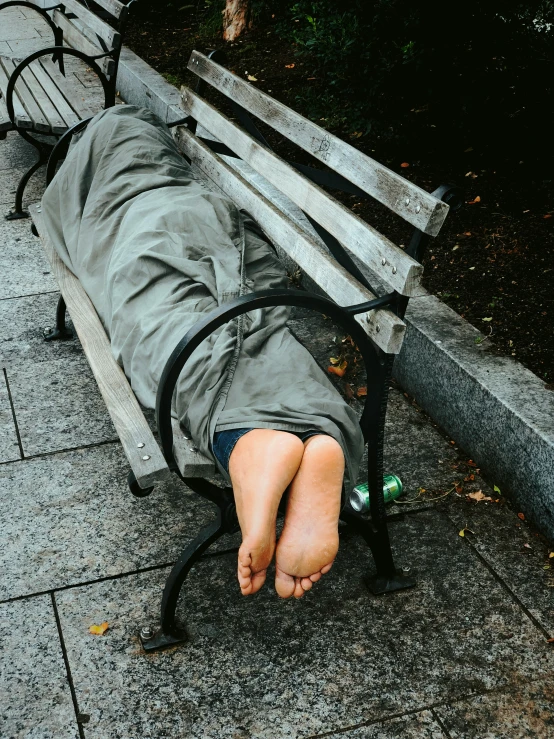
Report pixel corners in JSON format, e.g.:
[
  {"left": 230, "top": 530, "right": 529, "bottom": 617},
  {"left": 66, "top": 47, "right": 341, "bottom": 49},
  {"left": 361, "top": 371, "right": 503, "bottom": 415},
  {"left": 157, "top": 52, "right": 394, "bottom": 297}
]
[{"left": 125, "top": 6, "right": 554, "bottom": 384}]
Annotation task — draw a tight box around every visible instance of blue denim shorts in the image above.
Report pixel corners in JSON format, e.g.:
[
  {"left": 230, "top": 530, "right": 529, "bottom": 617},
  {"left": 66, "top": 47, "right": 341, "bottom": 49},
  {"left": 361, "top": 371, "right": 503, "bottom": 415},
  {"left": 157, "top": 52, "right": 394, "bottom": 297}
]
[{"left": 212, "top": 428, "right": 325, "bottom": 474}]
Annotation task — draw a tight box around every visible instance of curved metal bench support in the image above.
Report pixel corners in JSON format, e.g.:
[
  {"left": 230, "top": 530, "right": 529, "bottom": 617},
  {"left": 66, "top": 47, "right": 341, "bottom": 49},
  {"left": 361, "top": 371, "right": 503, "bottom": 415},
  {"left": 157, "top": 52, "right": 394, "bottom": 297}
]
[
  {"left": 4, "top": 47, "right": 109, "bottom": 219},
  {"left": 141, "top": 288, "right": 414, "bottom": 650}
]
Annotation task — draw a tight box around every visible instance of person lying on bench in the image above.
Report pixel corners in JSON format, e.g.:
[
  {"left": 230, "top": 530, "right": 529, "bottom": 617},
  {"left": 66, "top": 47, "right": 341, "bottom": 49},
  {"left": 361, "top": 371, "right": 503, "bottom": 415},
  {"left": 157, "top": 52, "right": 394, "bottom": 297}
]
[{"left": 42, "top": 106, "right": 364, "bottom": 599}]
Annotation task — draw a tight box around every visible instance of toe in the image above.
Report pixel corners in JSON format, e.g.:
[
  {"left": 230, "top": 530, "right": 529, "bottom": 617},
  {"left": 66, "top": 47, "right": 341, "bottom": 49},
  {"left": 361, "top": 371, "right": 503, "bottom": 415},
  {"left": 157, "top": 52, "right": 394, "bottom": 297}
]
[
  {"left": 309, "top": 572, "right": 322, "bottom": 583},
  {"left": 250, "top": 568, "right": 267, "bottom": 595},
  {"left": 293, "top": 578, "right": 305, "bottom": 598},
  {"left": 275, "top": 566, "right": 296, "bottom": 598},
  {"left": 320, "top": 562, "right": 334, "bottom": 575},
  {"left": 301, "top": 577, "right": 313, "bottom": 591}
]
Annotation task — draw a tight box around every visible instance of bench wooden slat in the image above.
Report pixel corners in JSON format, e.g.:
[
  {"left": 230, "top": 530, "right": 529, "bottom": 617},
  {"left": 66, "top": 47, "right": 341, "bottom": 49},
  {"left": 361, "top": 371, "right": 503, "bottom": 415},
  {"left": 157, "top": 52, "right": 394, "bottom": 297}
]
[
  {"left": 20, "top": 64, "right": 66, "bottom": 134},
  {"left": 174, "top": 125, "right": 406, "bottom": 354},
  {"left": 0, "top": 93, "right": 11, "bottom": 132},
  {"left": 181, "top": 87, "right": 424, "bottom": 297},
  {"left": 39, "top": 56, "right": 95, "bottom": 121},
  {"left": 172, "top": 419, "right": 216, "bottom": 478},
  {"left": 61, "top": 0, "right": 121, "bottom": 50},
  {"left": 30, "top": 204, "right": 171, "bottom": 489},
  {"left": 27, "top": 59, "right": 77, "bottom": 128},
  {"left": 0, "top": 63, "right": 31, "bottom": 129},
  {"left": 89, "top": 0, "right": 126, "bottom": 20},
  {"left": 52, "top": 10, "right": 115, "bottom": 77},
  {"left": 188, "top": 51, "right": 449, "bottom": 237},
  {"left": 0, "top": 57, "right": 48, "bottom": 131}
]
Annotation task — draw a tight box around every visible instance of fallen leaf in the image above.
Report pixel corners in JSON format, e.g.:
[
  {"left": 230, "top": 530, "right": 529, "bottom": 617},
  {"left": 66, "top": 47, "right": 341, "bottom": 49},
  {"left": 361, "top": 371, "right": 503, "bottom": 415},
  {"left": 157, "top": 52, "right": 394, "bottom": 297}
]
[
  {"left": 459, "top": 527, "right": 475, "bottom": 537},
  {"left": 400, "top": 162, "right": 410, "bottom": 168},
  {"left": 285, "top": 63, "right": 295, "bottom": 69},
  {"left": 468, "top": 490, "right": 492, "bottom": 502},
  {"left": 455, "top": 484, "right": 464, "bottom": 494},
  {"left": 482, "top": 317, "right": 493, "bottom": 322},
  {"left": 328, "top": 361, "right": 347, "bottom": 377},
  {"left": 467, "top": 459, "right": 477, "bottom": 467},
  {"left": 518, "top": 512, "right": 525, "bottom": 521},
  {"left": 247, "top": 75, "right": 258, "bottom": 82},
  {"left": 523, "top": 543, "right": 532, "bottom": 549},
  {"left": 89, "top": 622, "right": 109, "bottom": 636},
  {"left": 544, "top": 214, "right": 552, "bottom": 219},
  {"left": 550, "top": 552, "right": 554, "bottom": 558},
  {"left": 464, "top": 231, "right": 472, "bottom": 236},
  {"left": 468, "top": 196, "right": 481, "bottom": 205},
  {"left": 464, "top": 474, "right": 475, "bottom": 482},
  {"left": 344, "top": 382, "right": 354, "bottom": 400},
  {"left": 329, "top": 356, "right": 340, "bottom": 366},
  {"left": 547, "top": 637, "right": 554, "bottom": 643},
  {"left": 494, "top": 485, "right": 501, "bottom": 494},
  {"left": 357, "top": 386, "right": 367, "bottom": 397}
]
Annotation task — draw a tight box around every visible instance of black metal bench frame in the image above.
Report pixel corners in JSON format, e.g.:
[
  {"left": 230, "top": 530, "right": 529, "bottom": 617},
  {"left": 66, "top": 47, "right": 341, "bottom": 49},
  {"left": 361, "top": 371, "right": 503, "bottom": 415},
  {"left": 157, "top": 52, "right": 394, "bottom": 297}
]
[
  {"left": 39, "top": 49, "right": 462, "bottom": 652},
  {"left": 0, "top": 0, "right": 135, "bottom": 219}
]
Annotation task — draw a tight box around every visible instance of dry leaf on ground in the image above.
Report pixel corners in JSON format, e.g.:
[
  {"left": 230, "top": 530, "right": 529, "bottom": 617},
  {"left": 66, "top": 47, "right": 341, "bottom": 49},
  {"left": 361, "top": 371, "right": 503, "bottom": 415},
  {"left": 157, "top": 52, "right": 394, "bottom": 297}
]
[
  {"left": 89, "top": 622, "right": 109, "bottom": 636},
  {"left": 518, "top": 512, "right": 525, "bottom": 521},
  {"left": 459, "top": 527, "right": 475, "bottom": 537},
  {"left": 468, "top": 490, "right": 492, "bottom": 502}
]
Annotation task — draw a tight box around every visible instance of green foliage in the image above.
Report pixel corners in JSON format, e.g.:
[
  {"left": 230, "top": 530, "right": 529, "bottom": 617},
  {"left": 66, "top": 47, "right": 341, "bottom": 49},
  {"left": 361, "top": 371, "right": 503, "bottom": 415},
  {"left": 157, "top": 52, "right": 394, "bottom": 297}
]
[{"left": 270, "top": 0, "right": 554, "bottom": 160}]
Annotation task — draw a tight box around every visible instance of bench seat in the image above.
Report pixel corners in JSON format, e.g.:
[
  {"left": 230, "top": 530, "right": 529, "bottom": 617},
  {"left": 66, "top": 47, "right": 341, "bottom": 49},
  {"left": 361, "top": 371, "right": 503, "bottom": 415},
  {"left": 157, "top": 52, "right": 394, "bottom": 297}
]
[{"left": 0, "top": 55, "right": 94, "bottom": 134}]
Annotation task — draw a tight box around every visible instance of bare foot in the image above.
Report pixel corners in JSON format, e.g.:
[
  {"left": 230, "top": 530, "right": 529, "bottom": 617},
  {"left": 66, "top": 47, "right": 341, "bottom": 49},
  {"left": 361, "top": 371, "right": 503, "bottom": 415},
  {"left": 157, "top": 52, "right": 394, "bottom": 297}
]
[
  {"left": 229, "top": 429, "right": 305, "bottom": 595},
  {"left": 275, "top": 435, "right": 344, "bottom": 598}
]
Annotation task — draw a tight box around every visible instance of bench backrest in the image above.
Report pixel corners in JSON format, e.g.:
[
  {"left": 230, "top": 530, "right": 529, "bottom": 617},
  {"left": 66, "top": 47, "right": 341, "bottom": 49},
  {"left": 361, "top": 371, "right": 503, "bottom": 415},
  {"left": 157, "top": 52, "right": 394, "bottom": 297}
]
[
  {"left": 47, "top": 0, "right": 130, "bottom": 78},
  {"left": 176, "top": 50, "right": 451, "bottom": 355}
]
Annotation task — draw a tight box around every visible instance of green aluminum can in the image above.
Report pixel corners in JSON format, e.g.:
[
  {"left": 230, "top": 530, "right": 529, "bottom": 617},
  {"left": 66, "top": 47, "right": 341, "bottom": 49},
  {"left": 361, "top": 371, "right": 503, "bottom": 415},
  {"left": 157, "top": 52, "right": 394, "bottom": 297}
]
[{"left": 348, "top": 475, "right": 403, "bottom": 514}]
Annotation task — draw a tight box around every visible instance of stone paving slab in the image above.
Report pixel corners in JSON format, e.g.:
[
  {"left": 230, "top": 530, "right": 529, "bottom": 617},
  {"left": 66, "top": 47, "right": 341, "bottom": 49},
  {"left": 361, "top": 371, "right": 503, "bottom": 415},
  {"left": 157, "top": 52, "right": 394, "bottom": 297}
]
[
  {"left": 441, "top": 494, "right": 554, "bottom": 635},
  {"left": 1, "top": 292, "right": 72, "bottom": 369},
  {"left": 54, "top": 509, "right": 554, "bottom": 739},
  {"left": 325, "top": 710, "right": 446, "bottom": 739},
  {"left": 0, "top": 131, "right": 38, "bottom": 171},
  {"left": 7, "top": 355, "right": 119, "bottom": 456},
  {"left": 435, "top": 679, "right": 554, "bottom": 738},
  {"left": 0, "top": 371, "right": 20, "bottom": 463},
  {"left": 0, "top": 165, "right": 45, "bottom": 208},
  {"left": 0, "top": 595, "right": 79, "bottom": 739},
  {"left": 0, "top": 291, "right": 119, "bottom": 455},
  {"left": 0, "top": 218, "right": 56, "bottom": 299},
  {"left": 0, "top": 444, "right": 217, "bottom": 601}
]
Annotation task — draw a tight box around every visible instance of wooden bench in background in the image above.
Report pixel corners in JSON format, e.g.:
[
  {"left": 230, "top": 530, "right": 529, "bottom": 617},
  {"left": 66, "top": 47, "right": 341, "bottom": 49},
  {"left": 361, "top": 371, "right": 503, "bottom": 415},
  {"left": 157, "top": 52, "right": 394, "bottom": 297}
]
[
  {"left": 30, "top": 49, "right": 461, "bottom": 652},
  {"left": 0, "top": 0, "right": 134, "bottom": 219}
]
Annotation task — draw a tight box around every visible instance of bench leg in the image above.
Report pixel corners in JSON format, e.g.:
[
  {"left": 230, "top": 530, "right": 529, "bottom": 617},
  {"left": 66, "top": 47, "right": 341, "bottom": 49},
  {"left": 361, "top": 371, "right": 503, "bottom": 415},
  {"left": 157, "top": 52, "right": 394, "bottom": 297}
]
[
  {"left": 140, "top": 507, "right": 227, "bottom": 652},
  {"left": 43, "top": 296, "right": 73, "bottom": 341},
  {"left": 343, "top": 354, "right": 417, "bottom": 595},
  {"left": 6, "top": 133, "right": 52, "bottom": 221}
]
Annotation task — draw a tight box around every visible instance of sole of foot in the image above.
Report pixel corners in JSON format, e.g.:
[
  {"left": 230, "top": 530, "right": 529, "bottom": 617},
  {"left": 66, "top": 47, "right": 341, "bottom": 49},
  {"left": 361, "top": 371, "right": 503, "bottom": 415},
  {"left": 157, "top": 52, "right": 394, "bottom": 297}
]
[{"left": 274, "top": 435, "right": 344, "bottom": 599}]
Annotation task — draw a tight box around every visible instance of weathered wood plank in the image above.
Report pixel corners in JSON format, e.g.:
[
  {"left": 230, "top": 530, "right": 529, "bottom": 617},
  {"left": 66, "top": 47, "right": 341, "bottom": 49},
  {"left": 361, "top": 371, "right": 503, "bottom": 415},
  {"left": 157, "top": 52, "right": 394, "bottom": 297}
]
[
  {"left": 172, "top": 419, "right": 216, "bottom": 477},
  {"left": 28, "top": 59, "right": 77, "bottom": 128},
  {"left": 59, "top": 0, "right": 121, "bottom": 50},
  {"left": 52, "top": 10, "right": 115, "bottom": 77},
  {"left": 40, "top": 56, "right": 95, "bottom": 121},
  {"left": 181, "top": 87, "right": 423, "bottom": 296},
  {"left": 88, "top": 0, "right": 126, "bottom": 20},
  {"left": 20, "top": 63, "right": 66, "bottom": 133},
  {"left": 0, "top": 57, "right": 49, "bottom": 131},
  {"left": 0, "top": 92, "right": 12, "bottom": 132},
  {"left": 30, "top": 204, "right": 171, "bottom": 489},
  {"left": 174, "top": 126, "right": 406, "bottom": 354},
  {"left": 187, "top": 50, "right": 449, "bottom": 237}
]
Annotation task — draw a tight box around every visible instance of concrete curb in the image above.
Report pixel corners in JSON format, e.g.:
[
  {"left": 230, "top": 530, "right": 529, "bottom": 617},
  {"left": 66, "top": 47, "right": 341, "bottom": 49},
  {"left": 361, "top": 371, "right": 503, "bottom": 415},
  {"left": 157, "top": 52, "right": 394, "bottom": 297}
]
[{"left": 116, "top": 47, "right": 554, "bottom": 541}]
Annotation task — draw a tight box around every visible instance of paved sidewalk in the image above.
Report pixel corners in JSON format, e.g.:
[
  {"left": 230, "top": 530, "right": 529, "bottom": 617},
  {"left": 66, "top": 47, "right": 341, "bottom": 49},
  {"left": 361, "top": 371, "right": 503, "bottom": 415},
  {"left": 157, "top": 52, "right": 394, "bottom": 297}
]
[{"left": 1, "top": 9, "right": 554, "bottom": 739}]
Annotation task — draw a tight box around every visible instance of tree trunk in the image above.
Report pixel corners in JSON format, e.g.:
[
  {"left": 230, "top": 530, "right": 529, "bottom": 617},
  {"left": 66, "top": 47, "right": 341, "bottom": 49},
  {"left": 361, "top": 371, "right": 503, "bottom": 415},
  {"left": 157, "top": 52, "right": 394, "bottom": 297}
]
[{"left": 222, "top": 0, "right": 251, "bottom": 42}]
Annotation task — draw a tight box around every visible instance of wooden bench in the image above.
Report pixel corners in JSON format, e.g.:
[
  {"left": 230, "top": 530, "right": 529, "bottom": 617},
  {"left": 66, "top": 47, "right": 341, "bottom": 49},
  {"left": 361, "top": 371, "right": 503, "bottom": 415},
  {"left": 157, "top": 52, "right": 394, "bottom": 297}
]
[
  {"left": 30, "top": 49, "right": 461, "bottom": 652},
  {"left": 0, "top": 0, "right": 134, "bottom": 219}
]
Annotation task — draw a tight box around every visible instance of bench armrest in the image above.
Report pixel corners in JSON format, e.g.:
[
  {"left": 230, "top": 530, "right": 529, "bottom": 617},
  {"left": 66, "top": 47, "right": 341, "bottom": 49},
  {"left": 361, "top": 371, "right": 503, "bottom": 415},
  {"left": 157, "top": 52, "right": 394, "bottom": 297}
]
[
  {"left": 155, "top": 288, "right": 386, "bottom": 468},
  {"left": 5, "top": 46, "right": 111, "bottom": 124}
]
